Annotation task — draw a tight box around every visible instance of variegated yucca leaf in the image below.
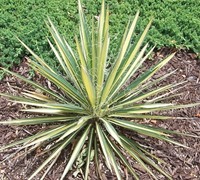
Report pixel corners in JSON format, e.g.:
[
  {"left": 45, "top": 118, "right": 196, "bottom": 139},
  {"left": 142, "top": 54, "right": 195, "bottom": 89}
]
[{"left": 0, "top": 0, "right": 199, "bottom": 179}]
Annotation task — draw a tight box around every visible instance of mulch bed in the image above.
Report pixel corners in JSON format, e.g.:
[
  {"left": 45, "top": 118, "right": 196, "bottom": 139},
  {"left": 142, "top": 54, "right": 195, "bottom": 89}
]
[{"left": 0, "top": 49, "right": 200, "bottom": 180}]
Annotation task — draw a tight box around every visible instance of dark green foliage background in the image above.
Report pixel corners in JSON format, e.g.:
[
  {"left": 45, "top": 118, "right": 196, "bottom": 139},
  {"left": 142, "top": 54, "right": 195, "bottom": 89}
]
[{"left": 0, "top": 0, "right": 199, "bottom": 78}]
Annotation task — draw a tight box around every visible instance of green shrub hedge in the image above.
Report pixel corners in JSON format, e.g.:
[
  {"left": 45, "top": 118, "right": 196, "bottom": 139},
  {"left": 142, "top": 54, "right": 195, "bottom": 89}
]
[{"left": 0, "top": 0, "right": 199, "bottom": 78}]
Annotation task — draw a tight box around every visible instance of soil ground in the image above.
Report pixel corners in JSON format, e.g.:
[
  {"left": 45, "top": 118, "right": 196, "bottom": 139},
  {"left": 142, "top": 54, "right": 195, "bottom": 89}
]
[{"left": 0, "top": 49, "right": 200, "bottom": 180}]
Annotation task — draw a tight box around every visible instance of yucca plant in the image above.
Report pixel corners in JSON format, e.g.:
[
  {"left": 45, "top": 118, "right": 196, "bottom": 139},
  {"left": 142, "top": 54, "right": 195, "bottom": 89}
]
[{"left": 0, "top": 0, "right": 199, "bottom": 179}]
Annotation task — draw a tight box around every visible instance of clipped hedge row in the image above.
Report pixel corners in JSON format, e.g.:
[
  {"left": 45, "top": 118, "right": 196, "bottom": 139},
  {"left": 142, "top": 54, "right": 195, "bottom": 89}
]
[{"left": 0, "top": 0, "right": 199, "bottom": 77}]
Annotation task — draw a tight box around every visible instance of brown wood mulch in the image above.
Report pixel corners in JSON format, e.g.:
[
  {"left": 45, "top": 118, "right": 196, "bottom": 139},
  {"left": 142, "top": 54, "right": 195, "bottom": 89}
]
[{"left": 0, "top": 49, "right": 200, "bottom": 180}]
